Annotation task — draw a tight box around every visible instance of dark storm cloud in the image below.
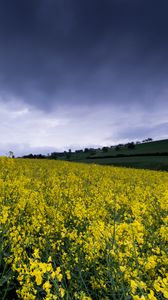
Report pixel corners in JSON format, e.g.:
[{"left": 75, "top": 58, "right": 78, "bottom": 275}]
[{"left": 0, "top": 0, "right": 168, "bottom": 110}]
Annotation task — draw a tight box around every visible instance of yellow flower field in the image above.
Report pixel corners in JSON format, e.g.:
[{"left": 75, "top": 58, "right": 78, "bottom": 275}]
[{"left": 0, "top": 157, "right": 168, "bottom": 300}]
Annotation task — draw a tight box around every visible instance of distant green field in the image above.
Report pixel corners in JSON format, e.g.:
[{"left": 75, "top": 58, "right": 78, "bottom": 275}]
[
  {"left": 80, "top": 156, "right": 168, "bottom": 171},
  {"left": 66, "top": 139, "right": 168, "bottom": 171}
]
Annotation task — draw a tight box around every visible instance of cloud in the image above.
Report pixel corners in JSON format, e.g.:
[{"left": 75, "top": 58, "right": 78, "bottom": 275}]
[
  {"left": 0, "top": 0, "right": 168, "bottom": 154},
  {"left": 0, "top": 0, "right": 168, "bottom": 111},
  {"left": 0, "top": 99, "right": 69, "bottom": 155},
  {"left": 0, "top": 98, "right": 167, "bottom": 156}
]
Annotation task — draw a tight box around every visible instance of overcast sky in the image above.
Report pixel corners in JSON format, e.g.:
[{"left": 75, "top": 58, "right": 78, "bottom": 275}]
[{"left": 0, "top": 0, "right": 168, "bottom": 156}]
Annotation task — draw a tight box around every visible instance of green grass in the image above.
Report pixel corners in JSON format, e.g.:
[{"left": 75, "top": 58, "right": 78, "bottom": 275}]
[
  {"left": 79, "top": 156, "right": 168, "bottom": 171},
  {"left": 65, "top": 139, "right": 168, "bottom": 171},
  {"left": 91, "top": 139, "right": 168, "bottom": 157}
]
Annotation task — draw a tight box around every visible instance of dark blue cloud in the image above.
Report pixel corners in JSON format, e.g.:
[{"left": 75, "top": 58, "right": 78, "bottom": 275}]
[{"left": 0, "top": 0, "right": 168, "bottom": 111}]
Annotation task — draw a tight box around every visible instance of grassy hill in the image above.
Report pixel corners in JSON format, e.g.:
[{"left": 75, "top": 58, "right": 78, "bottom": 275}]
[
  {"left": 22, "top": 139, "right": 168, "bottom": 171},
  {"left": 91, "top": 139, "right": 168, "bottom": 157},
  {"left": 64, "top": 139, "right": 168, "bottom": 171}
]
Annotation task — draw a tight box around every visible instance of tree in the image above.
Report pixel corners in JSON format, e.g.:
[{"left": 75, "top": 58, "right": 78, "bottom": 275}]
[
  {"left": 50, "top": 152, "right": 58, "bottom": 159},
  {"left": 75, "top": 150, "right": 83, "bottom": 153},
  {"left": 66, "top": 149, "right": 72, "bottom": 160},
  {"left": 142, "top": 138, "right": 153, "bottom": 143},
  {"left": 9, "top": 151, "right": 14, "bottom": 158},
  {"left": 102, "top": 147, "right": 108, "bottom": 152},
  {"left": 127, "top": 142, "right": 135, "bottom": 149}
]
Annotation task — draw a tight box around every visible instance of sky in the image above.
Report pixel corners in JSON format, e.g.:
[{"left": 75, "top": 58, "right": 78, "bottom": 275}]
[{"left": 0, "top": 0, "right": 168, "bottom": 156}]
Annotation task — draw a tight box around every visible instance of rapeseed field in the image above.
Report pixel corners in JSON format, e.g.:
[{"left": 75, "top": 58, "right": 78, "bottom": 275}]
[{"left": 0, "top": 157, "right": 168, "bottom": 300}]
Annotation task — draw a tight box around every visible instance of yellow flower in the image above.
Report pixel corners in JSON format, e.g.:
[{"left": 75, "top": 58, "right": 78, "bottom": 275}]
[
  {"left": 52, "top": 267, "right": 63, "bottom": 282},
  {"left": 133, "top": 296, "right": 146, "bottom": 300},
  {"left": 65, "top": 270, "right": 71, "bottom": 280},
  {"left": 130, "top": 280, "right": 138, "bottom": 293},
  {"left": 145, "top": 256, "right": 157, "bottom": 270},
  {"left": 59, "top": 287, "right": 65, "bottom": 298},
  {"left": 43, "top": 281, "right": 52, "bottom": 293},
  {"left": 32, "top": 269, "right": 43, "bottom": 285},
  {"left": 148, "top": 290, "right": 157, "bottom": 300},
  {"left": 1, "top": 157, "right": 168, "bottom": 299},
  {"left": 163, "top": 290, "right": 168, "bottom": 299},
  {"left": 48, "top": 256, "right": 52, "bottom": 263},
  {"left": 33, "top": 249, "right": 40, "bottom": 259},
  {"left": 120, "top": 266, "right": 126, "bottom": 272}
]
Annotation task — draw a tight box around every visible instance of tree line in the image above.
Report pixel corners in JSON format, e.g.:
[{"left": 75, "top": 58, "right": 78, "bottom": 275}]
[{"left": 18, "top": 138, "right": 153, "bottom": 160}]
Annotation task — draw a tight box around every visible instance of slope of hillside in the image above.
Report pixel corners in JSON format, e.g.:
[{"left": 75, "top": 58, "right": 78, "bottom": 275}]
[
  {"left": 68, "top": 139, "right": 168, "bottom": 171},
  {"left": 91, "top": 139, "right": 168, "bottom": 158}
]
